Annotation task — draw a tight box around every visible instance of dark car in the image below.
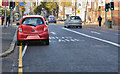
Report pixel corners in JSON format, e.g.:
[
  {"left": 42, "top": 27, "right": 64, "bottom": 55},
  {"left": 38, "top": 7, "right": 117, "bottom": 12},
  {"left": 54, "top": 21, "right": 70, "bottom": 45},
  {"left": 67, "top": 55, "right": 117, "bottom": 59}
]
[{"left": 48, "top": 15, "right": 56, "bottom": 23}]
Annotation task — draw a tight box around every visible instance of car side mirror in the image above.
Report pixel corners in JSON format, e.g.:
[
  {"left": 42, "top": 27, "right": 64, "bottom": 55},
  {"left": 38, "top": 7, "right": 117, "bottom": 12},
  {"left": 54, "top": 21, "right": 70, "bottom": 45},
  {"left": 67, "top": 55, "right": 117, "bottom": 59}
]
[
  {"left": 46, "top": 22, "right": 48, "bottom": 25},
  {"left": 16, "top": 23, "right": 20, "bottom": 25}
]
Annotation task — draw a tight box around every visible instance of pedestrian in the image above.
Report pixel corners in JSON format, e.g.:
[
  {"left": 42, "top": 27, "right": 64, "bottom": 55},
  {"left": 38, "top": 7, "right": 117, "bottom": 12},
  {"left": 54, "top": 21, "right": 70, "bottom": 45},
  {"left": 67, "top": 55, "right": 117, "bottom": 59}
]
[
  {"left": 1, "top": 15, "right": 5, "bottom": 26},
  {"left": 98, "top": 15, "right": 102, "bottom": 27},
  {"left": 89, "top": 16, "right": 91, "bottom": 23},
  {"left": 7, "top": 15, "right": 10, "bottom": 26}
]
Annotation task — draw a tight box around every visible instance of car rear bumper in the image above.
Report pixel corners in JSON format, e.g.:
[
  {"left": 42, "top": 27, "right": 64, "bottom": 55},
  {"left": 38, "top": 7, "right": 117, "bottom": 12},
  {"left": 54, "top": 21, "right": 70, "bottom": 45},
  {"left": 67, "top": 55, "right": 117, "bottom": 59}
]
[
  {"left": 48, "top": 20, "right": 56, "bottom": 23},
  {"left": 17, "top": 31, "right": 49, "bottom": 41},
  {"left": 66, "top": 23, "right": 82, "bottom": 26}
]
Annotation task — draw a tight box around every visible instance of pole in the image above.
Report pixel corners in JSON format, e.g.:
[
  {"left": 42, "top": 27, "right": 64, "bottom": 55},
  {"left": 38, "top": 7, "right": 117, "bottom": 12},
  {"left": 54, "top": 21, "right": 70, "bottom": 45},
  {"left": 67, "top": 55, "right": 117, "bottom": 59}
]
[
  {"left": 5, "top": 6, "right": 7, "bottom": 26},
  {"left": 118, "top": 0, "right": 120, "bottom": 25},
  {"left": 111, "top": 0, "right": 114, "bottom": 25},
  {"left": 75, "top": 0, "right": 77, "bottom": 16},
  {"left": 10, "top": 9, "right": 13, "bottom": 25},
  {"left": 105, "top": 0, "right": 107, "bottom": 25},
  {"left": 111, "top": 10, "right": 114, "bottom": 25},
  {"left": 84, "top": 0, "right": 88, "bottom": 25}
]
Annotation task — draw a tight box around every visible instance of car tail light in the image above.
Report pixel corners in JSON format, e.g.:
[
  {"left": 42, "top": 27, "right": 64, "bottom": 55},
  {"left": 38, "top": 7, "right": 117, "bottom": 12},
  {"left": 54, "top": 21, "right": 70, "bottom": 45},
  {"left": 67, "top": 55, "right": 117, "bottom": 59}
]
[
  {"left": 44, "top": 25, "right": 48, "bottom": 31},
  {"left": 18, "top": 27, "right": 22, "bottom": 32}
]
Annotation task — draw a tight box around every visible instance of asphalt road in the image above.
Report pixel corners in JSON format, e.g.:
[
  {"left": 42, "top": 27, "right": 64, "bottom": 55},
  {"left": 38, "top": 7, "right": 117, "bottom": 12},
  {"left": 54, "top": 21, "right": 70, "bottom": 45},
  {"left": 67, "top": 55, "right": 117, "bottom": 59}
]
[{"left": 2, "top": 23, "right": 119, "bottom": 73}]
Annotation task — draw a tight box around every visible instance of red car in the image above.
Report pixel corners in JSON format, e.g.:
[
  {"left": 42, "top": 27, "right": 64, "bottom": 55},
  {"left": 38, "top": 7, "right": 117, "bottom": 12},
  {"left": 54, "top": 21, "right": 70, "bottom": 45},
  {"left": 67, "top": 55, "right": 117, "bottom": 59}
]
[{"left": 17, "top": 15, "right": 49, "bottom": 45}]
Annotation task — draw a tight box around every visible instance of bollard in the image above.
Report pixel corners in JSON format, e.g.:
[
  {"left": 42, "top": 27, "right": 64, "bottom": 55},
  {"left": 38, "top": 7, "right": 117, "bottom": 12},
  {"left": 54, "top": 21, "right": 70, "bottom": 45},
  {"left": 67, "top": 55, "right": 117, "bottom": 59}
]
[
  {"left": 108, "top": 20, "right": 112, "bottom": 28},
  {"left": 109, "top": 21, "right": 112, "bottom": 28}
]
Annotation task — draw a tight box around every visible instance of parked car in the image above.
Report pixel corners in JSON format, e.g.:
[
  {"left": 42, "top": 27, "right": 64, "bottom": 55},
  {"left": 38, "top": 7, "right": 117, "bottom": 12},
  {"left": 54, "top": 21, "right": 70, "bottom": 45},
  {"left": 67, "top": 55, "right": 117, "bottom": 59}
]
[
  {"left": 17, "top": 15, "right": 49, "bottom": 45},
  {"left": 48, "top": 15, "right": 56, "bottom": 23},
  {"left": 64, "top": 16, "right": 82, "bottom": 28}
]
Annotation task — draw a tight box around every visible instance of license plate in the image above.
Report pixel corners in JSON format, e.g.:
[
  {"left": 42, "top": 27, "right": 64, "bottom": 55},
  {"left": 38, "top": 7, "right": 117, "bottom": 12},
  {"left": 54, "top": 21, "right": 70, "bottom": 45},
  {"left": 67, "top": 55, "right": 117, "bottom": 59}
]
[{"left": 27, "top": 35, "right": 40, "bottom": 39}]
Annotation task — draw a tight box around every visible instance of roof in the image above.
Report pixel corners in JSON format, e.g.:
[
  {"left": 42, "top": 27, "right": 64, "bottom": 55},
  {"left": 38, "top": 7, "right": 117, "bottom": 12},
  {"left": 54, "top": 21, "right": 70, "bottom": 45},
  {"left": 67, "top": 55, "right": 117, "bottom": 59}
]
[{"left": 23, "top": 15, "right": 44, "bottom": 18}]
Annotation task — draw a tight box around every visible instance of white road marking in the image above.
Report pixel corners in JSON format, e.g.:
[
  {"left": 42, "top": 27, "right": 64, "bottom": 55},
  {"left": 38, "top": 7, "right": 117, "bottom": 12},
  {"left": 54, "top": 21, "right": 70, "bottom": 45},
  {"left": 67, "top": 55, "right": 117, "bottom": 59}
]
[
  {"left": 49, "top": 37, "right": 51, "bottom": 39},
  {"left": 70, "top": 39, "right": 75, "bottom": 42},
  {"left": 100, "top": 30, "right": 108, "bottom": 33},
  {"left": 62, "top": 28, "right": 120, "bottom": 47},
  {"left": 49, "top": 40, "right": 52, "bottom": 42},
  {"left": 91, "top": 31, "right": 101, "bottom": 35},
  {"left": 50, "top": 32, "right": 56, "bottom": 35},
  {"left": 51, "top": 37, "right": 55, "bottom": 39},
  {"left": 62, "top": 40, "right": 66, "bottom": 42},
  {"left": 56, "top": 37, "right": 59, "bottom": 39},
  {"left": 58, "top": 39, "right": 62, "bottom": 42},
  {"left": 74, "top": 39, "right": 79, "bottom": 41},
  {"left": 22, "top": 45, "right": 27, "bottom": 57},
  {"left": 65, "top": 39, "right": 70, "bottom": 42}
]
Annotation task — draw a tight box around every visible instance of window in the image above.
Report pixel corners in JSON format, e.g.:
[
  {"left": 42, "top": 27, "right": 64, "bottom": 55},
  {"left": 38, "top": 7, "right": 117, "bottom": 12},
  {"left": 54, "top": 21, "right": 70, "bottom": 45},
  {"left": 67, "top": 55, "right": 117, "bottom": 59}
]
[
  {"left": 70, "top": 16, "right": 81, "bottom": 20},
  {"left": 22, "top": 18, "right": 44, "bottom": 26}
]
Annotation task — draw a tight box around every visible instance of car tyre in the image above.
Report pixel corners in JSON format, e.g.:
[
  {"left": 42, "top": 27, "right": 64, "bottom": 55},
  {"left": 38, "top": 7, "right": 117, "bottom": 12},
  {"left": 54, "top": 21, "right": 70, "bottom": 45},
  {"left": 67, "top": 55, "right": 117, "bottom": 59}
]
[
  {"left": 64, "top": 26, "right": 67, "bottom": 28},
  {"left": 44, "top": 39, "right": 49, "bottom": 45},
  {"left": 17, "top": 40, "right": 21, "bottom": 46},
  {"left": 80, "top": 26, "right": 82, "bottom": 28}
]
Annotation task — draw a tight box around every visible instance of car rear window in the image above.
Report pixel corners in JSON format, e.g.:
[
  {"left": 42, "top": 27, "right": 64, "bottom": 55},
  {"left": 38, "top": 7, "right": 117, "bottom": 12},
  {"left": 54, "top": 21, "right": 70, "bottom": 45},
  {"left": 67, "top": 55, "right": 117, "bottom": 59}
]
[
  {"left": 70, "top": 16, "right": 81, "bottom": 20},
  {"left": 49, "top": 17, "right": 55, "bottom": 19},
  {"left": 22, "top": 18, "right": 44, "bottom": 26}
]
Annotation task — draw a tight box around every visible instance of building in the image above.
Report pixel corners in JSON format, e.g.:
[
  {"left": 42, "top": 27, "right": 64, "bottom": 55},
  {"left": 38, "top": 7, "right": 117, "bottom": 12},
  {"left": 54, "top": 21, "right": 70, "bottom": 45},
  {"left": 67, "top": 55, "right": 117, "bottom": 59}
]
[{"left": 86, "top": 1, "right": 119, "bottom": 25}]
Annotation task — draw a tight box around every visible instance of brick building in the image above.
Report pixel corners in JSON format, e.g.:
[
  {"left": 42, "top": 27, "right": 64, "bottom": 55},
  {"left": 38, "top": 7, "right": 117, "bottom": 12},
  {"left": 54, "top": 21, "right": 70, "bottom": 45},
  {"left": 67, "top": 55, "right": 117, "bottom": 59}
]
[{"left": 87, "top": 1, "right": 119, "bottom": 25}]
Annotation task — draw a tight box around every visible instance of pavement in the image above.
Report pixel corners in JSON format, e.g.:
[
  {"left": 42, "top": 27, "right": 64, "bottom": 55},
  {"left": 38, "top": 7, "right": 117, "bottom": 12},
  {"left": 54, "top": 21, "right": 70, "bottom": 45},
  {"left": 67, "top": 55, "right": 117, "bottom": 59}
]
[
  {"left": 83, "top": 23, "right": 120, "bottom": 32},
  {"left": 57, "top": 21, "right": 120, "bottom": 31},
  {"left": 0, "top": 25, "right": 17, "bottom": 57}
]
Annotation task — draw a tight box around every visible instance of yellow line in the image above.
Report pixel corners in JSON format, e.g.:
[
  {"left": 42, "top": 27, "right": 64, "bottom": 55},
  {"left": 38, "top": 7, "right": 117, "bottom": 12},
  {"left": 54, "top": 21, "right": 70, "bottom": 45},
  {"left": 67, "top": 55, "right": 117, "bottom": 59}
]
[{"left": 18, "top": 43, "right": 23, "bottom": 74}]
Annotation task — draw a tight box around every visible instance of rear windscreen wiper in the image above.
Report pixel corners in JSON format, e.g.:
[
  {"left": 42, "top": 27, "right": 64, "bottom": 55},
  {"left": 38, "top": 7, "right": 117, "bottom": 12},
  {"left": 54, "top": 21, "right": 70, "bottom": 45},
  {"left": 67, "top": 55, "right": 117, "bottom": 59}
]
[{"left": 25, "top": 24, "right": 36, "bottom": 27}]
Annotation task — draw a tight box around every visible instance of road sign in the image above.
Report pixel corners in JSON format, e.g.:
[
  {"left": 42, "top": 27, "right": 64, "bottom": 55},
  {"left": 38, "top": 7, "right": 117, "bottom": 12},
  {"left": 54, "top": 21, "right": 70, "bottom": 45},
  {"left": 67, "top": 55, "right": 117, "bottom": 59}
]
[
  {"left": 19, "top": 2, "right": 24, "bottom": 7},
  {"left": 23, "top": 2, "right": 26, "bottom": 6},
  {"left": 65, "top": 7, "right": 72, "bottom": 14},
  {"left": 19, "top": 6, "right": 24, "bottom": 8},
  {"left": 2, "top": 0, "right": 9, "bottom": 6},
  {"left": 76, "top": 9, "right": 80, "bottom": 14},
  {"left": 16, "top": 2, "right": 19, "bottom": 6},
  {"left": 20, "top": 9, "right": 24, "bottom": 11},
  {"left": 77, "top": 2, "right": 82, "bottom": 9}
]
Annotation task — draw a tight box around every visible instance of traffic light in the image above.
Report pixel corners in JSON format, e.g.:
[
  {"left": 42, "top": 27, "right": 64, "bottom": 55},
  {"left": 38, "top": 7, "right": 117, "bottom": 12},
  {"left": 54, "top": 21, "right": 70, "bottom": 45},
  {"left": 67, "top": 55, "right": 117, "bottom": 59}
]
[
  {"left": 9, "top": 1, "right": 15, "bottom": 9},
  {"left": 105, "top": 3, "right": 110, "bottom": 12},
  {"left": 110, "top": 2, "right": 114, "bottom": 10}
]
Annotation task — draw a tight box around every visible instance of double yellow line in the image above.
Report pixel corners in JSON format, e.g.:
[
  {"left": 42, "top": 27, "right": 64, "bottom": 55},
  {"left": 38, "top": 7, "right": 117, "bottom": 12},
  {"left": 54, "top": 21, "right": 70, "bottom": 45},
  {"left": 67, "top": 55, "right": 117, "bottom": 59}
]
[{"left": 18, "top": 43, "right": 23, "bottom": 74}]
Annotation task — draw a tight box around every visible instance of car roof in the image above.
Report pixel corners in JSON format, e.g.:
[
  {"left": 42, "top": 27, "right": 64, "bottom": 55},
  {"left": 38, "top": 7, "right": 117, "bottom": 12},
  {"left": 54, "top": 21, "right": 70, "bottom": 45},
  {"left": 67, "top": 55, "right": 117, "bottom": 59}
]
[
  {"left": 23, "top": 15, "right": 44, "bottom": 18},
  {"left": 49, "top": 15, "right": 55, "bottom": 17}
]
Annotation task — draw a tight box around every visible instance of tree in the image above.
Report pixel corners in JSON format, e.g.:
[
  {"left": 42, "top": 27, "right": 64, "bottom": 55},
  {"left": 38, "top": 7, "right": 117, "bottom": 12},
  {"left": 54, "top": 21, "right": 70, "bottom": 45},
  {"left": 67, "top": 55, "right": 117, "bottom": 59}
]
[
  {"left": 45, "top": 2, "right": 57, "bottom": 11},
  {"left": 33, "top": 6, "right": 38, "bottom": 14}
]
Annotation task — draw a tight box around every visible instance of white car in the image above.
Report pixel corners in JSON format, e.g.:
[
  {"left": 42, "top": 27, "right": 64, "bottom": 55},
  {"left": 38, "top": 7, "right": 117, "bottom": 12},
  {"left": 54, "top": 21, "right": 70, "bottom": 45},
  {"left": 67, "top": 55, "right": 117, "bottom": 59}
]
[{"left": 64, "top": 16, "right": 82, "bottom": 28}]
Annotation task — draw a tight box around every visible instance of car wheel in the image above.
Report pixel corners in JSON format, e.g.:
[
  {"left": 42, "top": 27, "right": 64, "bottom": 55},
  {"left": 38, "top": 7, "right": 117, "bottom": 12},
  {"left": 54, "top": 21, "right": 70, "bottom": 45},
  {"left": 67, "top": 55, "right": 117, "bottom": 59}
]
[
  {"left": 80, "top": 26, "right": 82, "bottom": 28},
  {"left": 17, "top": 40, "right": 21, "bottom": 46},
  {"left": 43, "top": 39, "right": 49, "bottom": 45},
  {"left": 54, "top": 21, "right": 56, "bottom": 23},
  {"left": 64, "top": 26, "right": 67, "bottom": 28},
  {"left": 68, "top": 26, "right": 70, "bottom": 28},
  {"left": 76, "top": 26, "right": 78, "bottom": 28}
]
